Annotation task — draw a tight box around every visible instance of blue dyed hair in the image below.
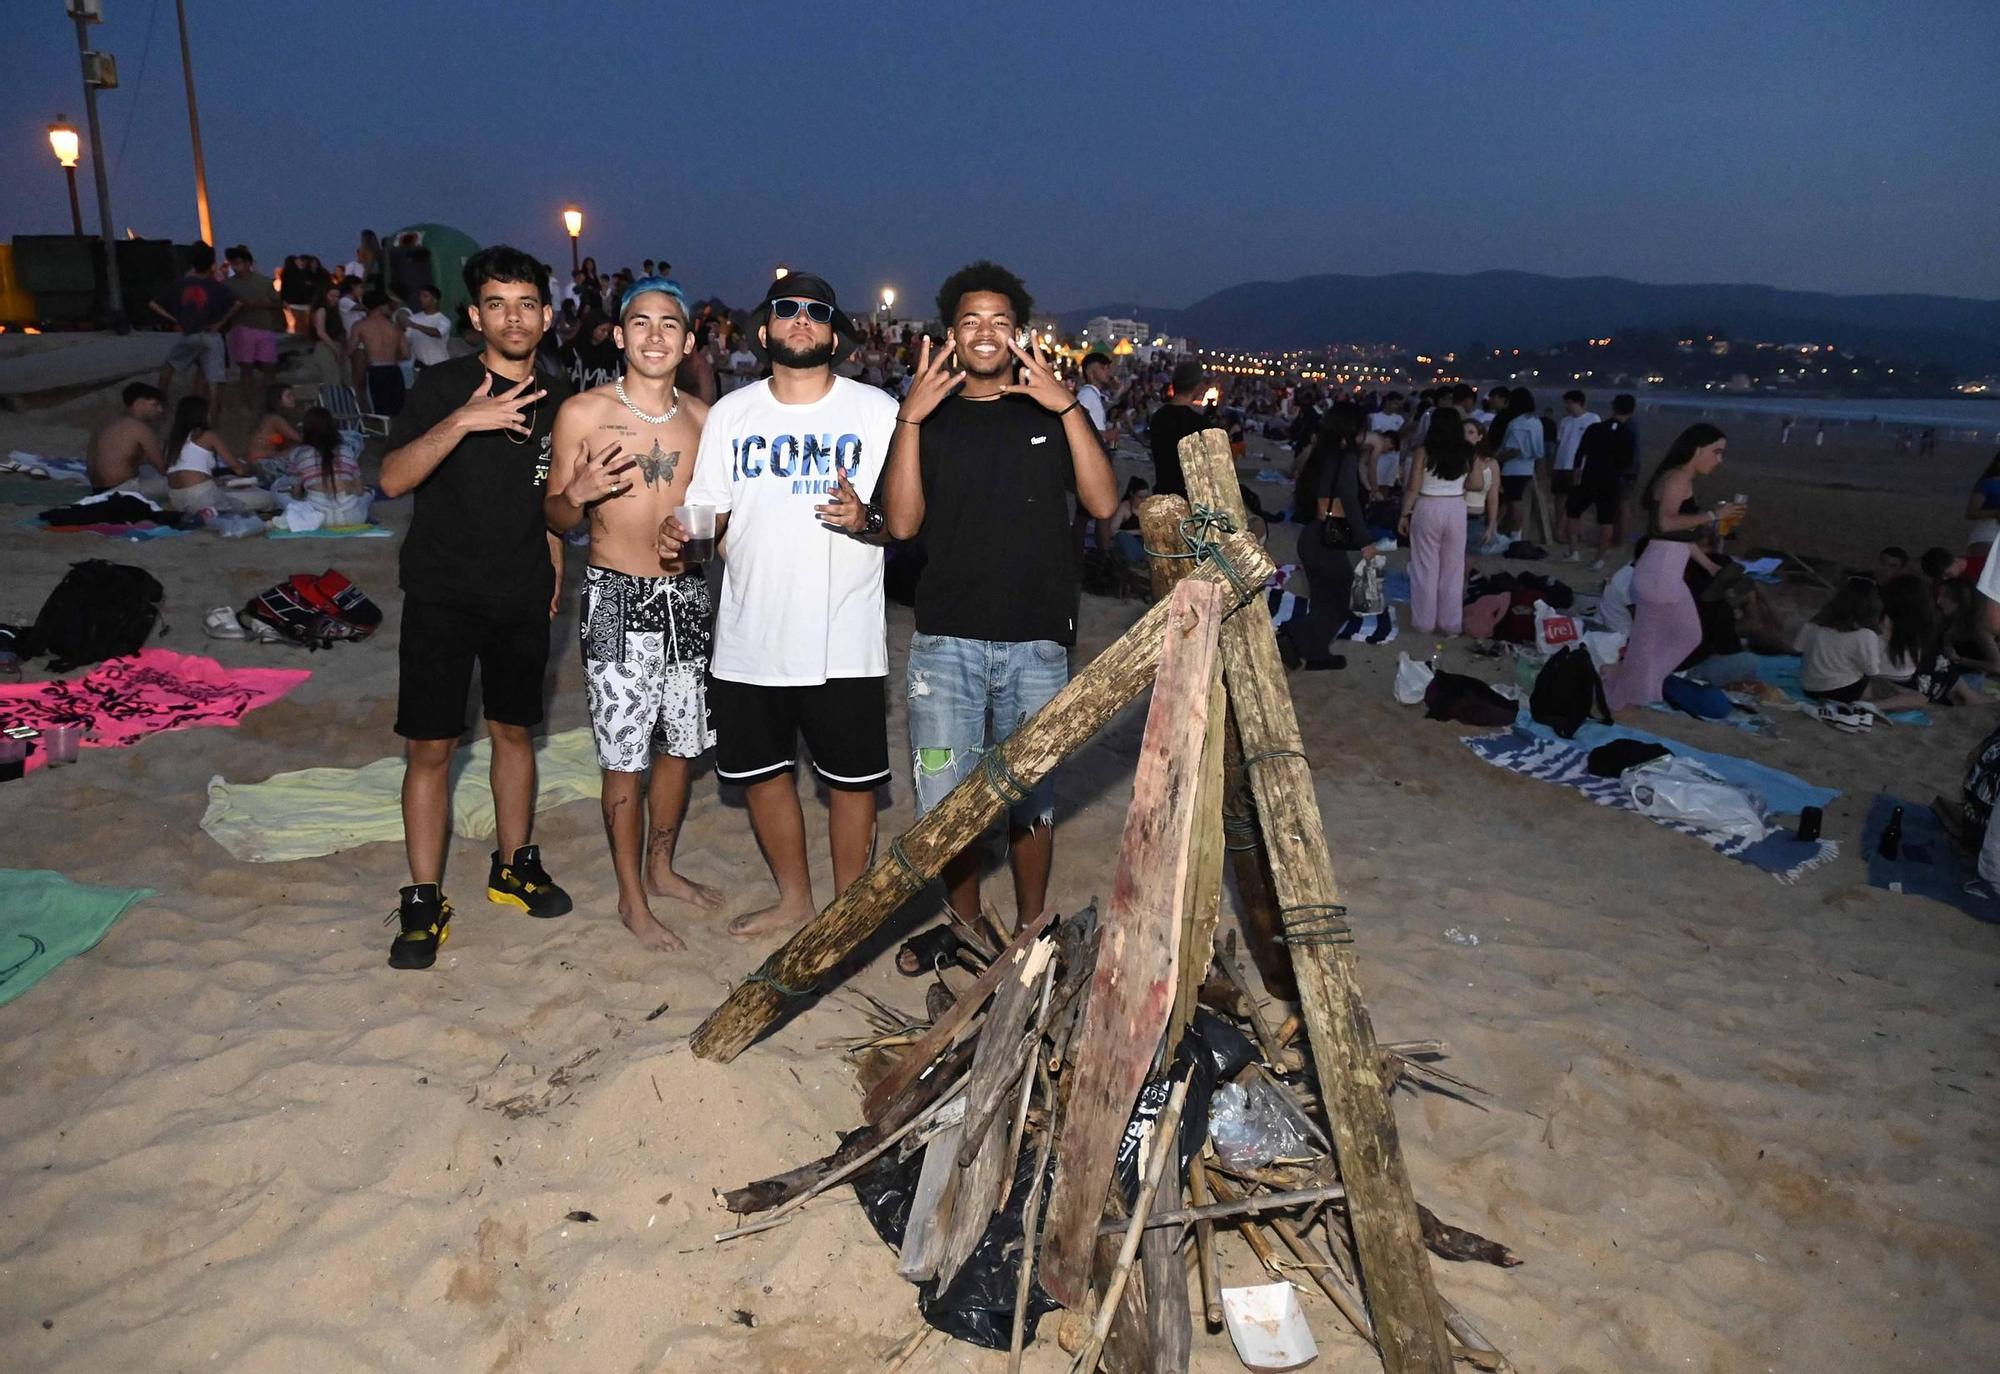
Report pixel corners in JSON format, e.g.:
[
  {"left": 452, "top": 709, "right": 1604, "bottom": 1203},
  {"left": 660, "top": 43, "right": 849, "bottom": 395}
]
[{"left": 619, "top": 275, "right": 690, "bottom": 325}]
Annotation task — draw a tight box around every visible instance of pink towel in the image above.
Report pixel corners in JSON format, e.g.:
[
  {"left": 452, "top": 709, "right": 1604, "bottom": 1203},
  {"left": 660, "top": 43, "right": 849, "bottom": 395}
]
[{"left": 0, "top": 650, "right": 309, "bottom": 774}]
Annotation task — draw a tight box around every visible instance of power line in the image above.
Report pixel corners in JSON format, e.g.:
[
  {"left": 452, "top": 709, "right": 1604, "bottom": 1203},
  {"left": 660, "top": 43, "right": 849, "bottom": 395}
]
[{"left": 111, "top": 0, "right": 162, "bottom": 189}]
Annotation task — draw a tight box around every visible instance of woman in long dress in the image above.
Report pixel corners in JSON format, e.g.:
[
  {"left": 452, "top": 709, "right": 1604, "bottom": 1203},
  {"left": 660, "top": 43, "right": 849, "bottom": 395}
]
[{"left": 1603, "top": 425, "right": 1744, "bottom": 711}]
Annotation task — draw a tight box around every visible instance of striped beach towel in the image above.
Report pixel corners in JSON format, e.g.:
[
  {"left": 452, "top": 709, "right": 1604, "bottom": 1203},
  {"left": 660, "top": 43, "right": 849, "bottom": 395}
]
[
  {"left": 1464, "top": 728, "right": 1837, "bottom": 883},
  {"left": 1266, "top": 591, "right": 1398, "bottom": 643}
]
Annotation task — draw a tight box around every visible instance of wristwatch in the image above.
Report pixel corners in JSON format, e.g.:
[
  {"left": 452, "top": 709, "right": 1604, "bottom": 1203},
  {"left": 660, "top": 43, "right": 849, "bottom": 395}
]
[{"left": 861, "top": 501, "right": 886, "bottom": 539}]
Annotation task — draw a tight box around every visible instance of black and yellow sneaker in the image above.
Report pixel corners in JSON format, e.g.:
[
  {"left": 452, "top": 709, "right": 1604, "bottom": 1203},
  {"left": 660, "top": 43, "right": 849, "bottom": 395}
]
[
  {"left": 386, "top": 883, "right": 452, "bottom": 970},
  {"left": 486, "top": 844, "right": 572, "bottom": 919}
]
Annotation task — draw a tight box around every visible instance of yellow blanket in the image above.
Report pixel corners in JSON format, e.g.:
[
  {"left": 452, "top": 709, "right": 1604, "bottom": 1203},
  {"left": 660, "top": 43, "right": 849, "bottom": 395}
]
[{"left": 201, "top": 729, "right": 601, "bottom": 862}]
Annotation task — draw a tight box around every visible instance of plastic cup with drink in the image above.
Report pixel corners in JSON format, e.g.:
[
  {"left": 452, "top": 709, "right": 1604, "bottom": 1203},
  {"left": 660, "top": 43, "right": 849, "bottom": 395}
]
[
  {"left": 1717, "top": 493, "right": 1748, "bottom": 537},
  {"left": 674, "top": 504, "right": 717, "bottom": 565}
]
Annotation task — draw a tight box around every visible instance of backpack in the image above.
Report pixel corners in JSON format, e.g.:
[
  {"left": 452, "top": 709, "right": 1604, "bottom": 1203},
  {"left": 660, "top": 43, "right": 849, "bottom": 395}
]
[
  {"left": 21, "top": 559, "right": 166, "bottom": 671},
  {"left": 1531, "top": 645, "right": 1613, "bottom": 739},
  {"left": 241, "top": 570, "right": 381, "bottom": 651}
]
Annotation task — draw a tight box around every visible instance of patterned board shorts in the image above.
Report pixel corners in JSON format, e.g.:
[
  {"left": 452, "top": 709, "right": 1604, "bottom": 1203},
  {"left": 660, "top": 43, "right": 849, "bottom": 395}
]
[{"left": 580, "top": 566, "right": 716, "bottom": 772}]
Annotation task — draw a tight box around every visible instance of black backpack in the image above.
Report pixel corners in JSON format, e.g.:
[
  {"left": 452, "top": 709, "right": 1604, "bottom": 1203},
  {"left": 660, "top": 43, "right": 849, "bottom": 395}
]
[
  {"left": 21, "top": 559, "right": 166, "bottom": 671},
  {"left": 1531, "top": 645, "right": 1613, "bottom": 739}
]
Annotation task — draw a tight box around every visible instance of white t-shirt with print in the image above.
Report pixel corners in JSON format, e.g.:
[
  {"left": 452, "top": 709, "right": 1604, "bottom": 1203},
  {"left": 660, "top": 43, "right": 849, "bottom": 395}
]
[
  {"left": 1554, "top": 411, "right": 1600, "bottom": 472},
  {"left": 404, "top": 310, "right": 455, "bottom": 367},
  {"left": 686, "top": 376, "right": 899, "bottom": 686}
]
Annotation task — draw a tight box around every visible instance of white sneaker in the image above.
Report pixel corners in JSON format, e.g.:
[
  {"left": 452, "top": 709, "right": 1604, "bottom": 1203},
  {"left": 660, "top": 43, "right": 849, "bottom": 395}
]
[
  {"left": 1563, "top": 549, "right": 1583, "bottom": 563},
  {"left": 1589, "top": 557, "right": 1606, "bottom": 572}
]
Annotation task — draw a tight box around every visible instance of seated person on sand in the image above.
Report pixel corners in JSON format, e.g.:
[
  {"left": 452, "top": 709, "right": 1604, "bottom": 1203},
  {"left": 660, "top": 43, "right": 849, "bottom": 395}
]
[
  {"left": 246, "top": 383, "right": 304, "bottom": 482},
  {"left": 1793, "top": 578, "right": 1927, "bottom": 712},
  {"left": 85, "top": 382, "right": 169, "bottom": 497},
  {"left": 280, "top": 404, "right": 372, "bottom": 527},
  {"left": 163, "top": 395, "right": 276, "bottom": 515},
  {"left": 1935, "top": 580, "right": 2000, "bottom": 689},
  {"left": 1879, "top": 573, "right": 1981, "bottom": 707}
]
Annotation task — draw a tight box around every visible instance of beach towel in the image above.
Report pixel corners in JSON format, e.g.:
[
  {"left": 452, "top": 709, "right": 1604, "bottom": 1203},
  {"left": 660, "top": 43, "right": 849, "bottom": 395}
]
[
  {"left": 1464, "top": 729, "right": 1837, "bottom": 882},
  {"left": 29, "top": 518, "right": 189, "bottom": 540},
  {"left": 1516, "top": 711, "right": 1837, "bottom": 815},
  {"left": 0, "top": 650, "right": 310, "bottom": 774},
  {"left": 0, "top": 474, "right": 77, "bottom": 506},
  {"left": 266, "top": 523, "right": 393, "bottom": 539},
  {"left": 0, "top": 869, "right": 152, "bottom": 1008},
  {"left": 2, "top": 452, "right": 90, "bottom": 483},
  {"left": 201, "top": 728, "right": 602, "bottom": 862},
  {"left": 1861, "top": 794, "right": 1998, "bottom": 924},
  {"left": 1336, "top": 606, "right": 1399, "bottom": 643},
  {"left": 1747, "top": 654, "right": 1931, "bottom": 726}
]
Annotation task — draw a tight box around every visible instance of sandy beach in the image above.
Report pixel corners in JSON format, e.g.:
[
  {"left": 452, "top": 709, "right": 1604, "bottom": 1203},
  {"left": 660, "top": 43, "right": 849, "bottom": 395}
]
[{"left": 2, "top": 355, "right": 1997, "bottom": 1374}]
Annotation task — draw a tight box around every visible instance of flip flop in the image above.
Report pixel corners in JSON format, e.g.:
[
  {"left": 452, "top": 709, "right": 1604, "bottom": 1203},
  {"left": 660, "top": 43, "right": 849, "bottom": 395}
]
[{"left": 896, "top": 925, "right": 971, "bottom": 978}]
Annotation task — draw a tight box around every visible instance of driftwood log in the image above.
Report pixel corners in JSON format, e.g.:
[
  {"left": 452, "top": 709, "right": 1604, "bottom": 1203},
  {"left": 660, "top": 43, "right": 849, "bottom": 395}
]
[
  {"left": 690, "top": 529, "right": 1274, "bottom": 1062},
  {"left": 1178, "top": 427, "right": 1453, "bottom": 1374},
  {"left": 1038, "top": 581, "right": 1222, "bottom": 1308},
  {"left": 1140, "top": 495, "right": 1296, "bottom": 1001}
]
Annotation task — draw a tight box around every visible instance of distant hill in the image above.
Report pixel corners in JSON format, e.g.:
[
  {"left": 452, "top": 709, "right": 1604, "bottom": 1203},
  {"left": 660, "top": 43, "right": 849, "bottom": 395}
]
[{"left": 1062, "top": 270, "right": 2000, "bottom": 371}]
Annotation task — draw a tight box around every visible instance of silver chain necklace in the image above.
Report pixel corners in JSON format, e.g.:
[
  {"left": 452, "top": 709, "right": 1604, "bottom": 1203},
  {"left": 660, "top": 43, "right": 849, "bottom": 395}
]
[{"left": 614, "top": 376, "right": 679, "bottom": 425}]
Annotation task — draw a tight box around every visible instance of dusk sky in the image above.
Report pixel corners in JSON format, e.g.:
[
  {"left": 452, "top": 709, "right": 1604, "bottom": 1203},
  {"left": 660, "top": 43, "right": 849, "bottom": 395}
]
[{"left": 6, "top": 0, "right": 1995, "bottom": 315}]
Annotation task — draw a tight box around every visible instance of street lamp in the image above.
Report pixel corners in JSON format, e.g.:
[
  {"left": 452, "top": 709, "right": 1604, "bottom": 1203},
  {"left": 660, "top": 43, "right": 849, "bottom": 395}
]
[
  {"left": 879, "top": 286, "right": 894, "bottom": 321},
  {"left": 48, "top": 116, "right": 83, "bottom": 235},
  {"left": 562, "top": 207, "right": 582, "bottom": 274}
]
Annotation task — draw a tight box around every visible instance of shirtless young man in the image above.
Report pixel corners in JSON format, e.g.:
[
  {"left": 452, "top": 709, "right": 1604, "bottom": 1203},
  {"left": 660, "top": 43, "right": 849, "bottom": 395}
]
[
  {"left": 350, "top": 290, "right": 411, "bottom": 416},
  {"left": 86, "top": 383, "right": 169, "bottom": 494},
  {"left": 545, "top": 278, "right": 722, "bottom": 951}
]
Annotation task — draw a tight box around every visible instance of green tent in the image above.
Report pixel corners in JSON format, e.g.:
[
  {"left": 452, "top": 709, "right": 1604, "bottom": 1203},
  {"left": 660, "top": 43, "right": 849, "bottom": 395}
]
[{"left": 387, "top": 222, "right": 481, "bottom": 319}]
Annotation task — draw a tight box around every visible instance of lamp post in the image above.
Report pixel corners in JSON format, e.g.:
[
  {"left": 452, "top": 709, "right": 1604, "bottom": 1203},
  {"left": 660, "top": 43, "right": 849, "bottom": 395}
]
[
  {"left": 48, "top": 117, "right": 83, "bottom": 235},
  {"left": 562, "top": 207, "right": 582, "bottom": 274},
  {"left": 174, "top": 0, "right": 213, "bottom": 246},
  {"left": 67, "top": 0, "right": 124, "bottom": 325},
  {"left": 879, "top": 286, "right": 894, "bottom": 323}
]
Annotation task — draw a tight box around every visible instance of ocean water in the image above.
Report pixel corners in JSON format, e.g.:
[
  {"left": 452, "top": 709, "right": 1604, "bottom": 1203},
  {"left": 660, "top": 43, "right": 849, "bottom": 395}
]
[{"left": 1641, "top": 391, "right": 2000, "bottom": 436}]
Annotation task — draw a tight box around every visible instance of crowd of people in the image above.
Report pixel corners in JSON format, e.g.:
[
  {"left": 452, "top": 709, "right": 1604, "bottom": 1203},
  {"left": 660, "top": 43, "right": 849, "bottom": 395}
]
[{"left": 112, "top": 230, "right": 2000, "bottom": 955}]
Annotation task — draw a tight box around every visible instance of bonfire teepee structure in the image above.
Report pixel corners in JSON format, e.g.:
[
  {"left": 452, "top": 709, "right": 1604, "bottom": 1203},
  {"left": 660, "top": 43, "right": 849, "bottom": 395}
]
[{"left": 693, "top": 431, "right": 1500, "bottom": 1373}]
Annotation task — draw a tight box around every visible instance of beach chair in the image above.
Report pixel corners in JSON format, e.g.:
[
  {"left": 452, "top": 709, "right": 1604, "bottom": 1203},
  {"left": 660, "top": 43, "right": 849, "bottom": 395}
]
[{"left": 319, "top": 382, "right": 390, "bottom": 438}]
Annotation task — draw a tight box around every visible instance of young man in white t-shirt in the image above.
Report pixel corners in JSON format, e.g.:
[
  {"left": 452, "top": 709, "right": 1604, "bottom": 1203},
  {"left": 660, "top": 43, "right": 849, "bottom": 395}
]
[
  {"left": 403, "top": 285, "right": 456, "bottom": 370},
  {"left": 680, "top": 273, "right": 898, "bottom": 940},
  {"left": 1552, "top": 389, "right": 1600, "bottom": 560}
]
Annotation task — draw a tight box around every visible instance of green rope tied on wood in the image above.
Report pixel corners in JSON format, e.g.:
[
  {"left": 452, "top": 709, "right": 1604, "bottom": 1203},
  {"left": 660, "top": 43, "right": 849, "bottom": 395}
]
[{"left": 1278, "top": 902, "right": 1354, "bottom": 947}]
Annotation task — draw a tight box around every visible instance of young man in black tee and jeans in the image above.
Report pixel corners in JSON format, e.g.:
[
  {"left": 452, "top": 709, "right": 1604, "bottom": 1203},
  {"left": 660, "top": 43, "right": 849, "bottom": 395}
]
[
  {"left": 880, "top": 262, "right": 1118, "bottom": 930},
  {"left": 377, "top": 246, "right": 574, "bottom": 969}
]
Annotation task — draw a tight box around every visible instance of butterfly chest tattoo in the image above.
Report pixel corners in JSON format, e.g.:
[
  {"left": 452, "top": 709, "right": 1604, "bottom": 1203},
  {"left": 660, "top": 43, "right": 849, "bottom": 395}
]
[{"left": 634, "top": 438, "right": 681, "bottom": 488}]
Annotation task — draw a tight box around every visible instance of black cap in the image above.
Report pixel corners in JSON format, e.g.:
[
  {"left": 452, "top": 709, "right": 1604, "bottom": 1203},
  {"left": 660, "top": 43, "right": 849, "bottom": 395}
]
[{"left": 753, "top": 272, "right": 861, "bottom": 355}]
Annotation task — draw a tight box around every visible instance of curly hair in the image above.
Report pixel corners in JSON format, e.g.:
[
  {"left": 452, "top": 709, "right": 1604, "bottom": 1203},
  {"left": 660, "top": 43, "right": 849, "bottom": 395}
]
[{"left": 935, "top": 261, "right": 1033, "bottom": 328}]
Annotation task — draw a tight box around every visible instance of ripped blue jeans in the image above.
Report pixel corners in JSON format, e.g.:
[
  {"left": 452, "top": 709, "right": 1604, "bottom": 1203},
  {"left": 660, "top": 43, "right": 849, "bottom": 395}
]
[{"left": 906, "top": 633, "right": 1066, "bottom": 829}]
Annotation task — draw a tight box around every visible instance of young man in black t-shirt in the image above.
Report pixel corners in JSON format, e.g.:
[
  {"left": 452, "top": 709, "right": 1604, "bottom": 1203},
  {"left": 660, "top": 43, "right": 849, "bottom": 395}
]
[
  {"left": 1567, "top": 392, "right": 1638, "bottom": 572},
  {"left": 376, "top": 246, "right": 574, "bottom": 970},
  {"left": 1147, "top": 360, "right": 1212, "bottom": 499},
  {"left": 880, "top": 262, "right": 1117, "bottom": 929}
]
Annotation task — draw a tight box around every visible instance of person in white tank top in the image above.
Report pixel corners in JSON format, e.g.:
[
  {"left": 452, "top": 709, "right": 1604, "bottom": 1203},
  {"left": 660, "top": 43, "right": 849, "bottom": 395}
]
[{"left": 162, "top": 395, "right": 275, "bottom": 515}]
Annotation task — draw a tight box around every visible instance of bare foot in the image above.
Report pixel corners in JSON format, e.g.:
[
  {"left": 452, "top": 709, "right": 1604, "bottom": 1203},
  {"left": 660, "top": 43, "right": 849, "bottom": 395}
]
[
  {"left": 618, "top": 897, "right": 686, "bottom": 953},
  {"left": 645, "top": 863, "right": 725, "bottom": 910},
  {"left": 727, "top": 897, "right": 819, "bottom": 940}
]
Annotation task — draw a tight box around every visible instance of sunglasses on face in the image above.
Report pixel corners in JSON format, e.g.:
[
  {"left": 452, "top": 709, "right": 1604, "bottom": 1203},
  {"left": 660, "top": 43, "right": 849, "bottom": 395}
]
[{"left": 771, "top": 298, "right": 834, "bottom": 323}]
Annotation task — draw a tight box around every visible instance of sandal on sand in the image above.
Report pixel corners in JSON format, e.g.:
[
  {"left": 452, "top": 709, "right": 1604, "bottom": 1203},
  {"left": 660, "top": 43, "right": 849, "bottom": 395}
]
[
  {"left": 897, "top": 925, "right": 971, "bottom": 977},
  {"left": 203, "top": 606, "right": 248, "bottom": 640}
]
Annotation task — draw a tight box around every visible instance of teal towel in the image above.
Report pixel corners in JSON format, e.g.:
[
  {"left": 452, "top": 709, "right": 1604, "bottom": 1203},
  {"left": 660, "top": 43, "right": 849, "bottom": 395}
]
[{"left": 0, "top": 869, "right": 152, "bottom": 1008}]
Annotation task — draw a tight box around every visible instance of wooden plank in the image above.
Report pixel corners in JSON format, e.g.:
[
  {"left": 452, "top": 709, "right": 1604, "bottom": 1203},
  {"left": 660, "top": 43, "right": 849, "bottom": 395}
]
[
  {"left": 858, "top": 910, "right": 1053, "bottom": 1125},
  {"left": 1036, "top": 580, "right": 1223, "bottom": 1310},
  {"left": 1140, "top": 493, "right": 1294, "bottom": 1002},
  {"left": 1177, "top": 426, "right": 1452, "bottom": 1374},
  {"left": 897, "top": 1114, "right": 965, "bottom": 1280},
  {"left": 1140, "top": 1225, "right": 1191, "bottom": 1373},
  {"left": 690, "top": 529, "right": 1274, "bottom": 1063},
  {"left": 932, "top": 940, "right": 1052, "bottom": 1290},
  {"left": 1169, "top": 668, "right": 1227, "bottom": 1046}
]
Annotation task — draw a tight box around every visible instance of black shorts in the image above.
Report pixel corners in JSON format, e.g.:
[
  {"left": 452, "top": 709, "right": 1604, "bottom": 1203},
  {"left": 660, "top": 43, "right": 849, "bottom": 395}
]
[
  {"left": 1549, "top": 470, "right": 1575, "bottom": 494},
  {"left": 1500, "top": 474, "right": 1532, "bottom": 502},
  {"left": 710, "top": 674, "right": 889, "bottom": 791},
  {"left": 1565, "top": 484, "right": 1619, "bottom": 526},
  {"left": 396, "top": 597, "right": 551, "bottom": 739}
]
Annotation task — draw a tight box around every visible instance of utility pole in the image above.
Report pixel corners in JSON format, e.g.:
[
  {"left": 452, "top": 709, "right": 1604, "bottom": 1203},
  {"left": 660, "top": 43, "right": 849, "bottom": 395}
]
[
  {"left": 175, "top": 0, "right": 214, "bottom": 246},
  {"left": 67, "top": 0, "right": 125, "bottom": 326}
]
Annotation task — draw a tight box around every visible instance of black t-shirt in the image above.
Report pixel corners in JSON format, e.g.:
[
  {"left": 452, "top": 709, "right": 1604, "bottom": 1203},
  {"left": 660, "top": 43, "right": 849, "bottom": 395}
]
[
  {"left": 1148, "top": 403, "right": 1206, "bottom": 499},
  {"left": 1574, "top": 417, "right": 1636, "bottom": 493},
  {"left": 388, "top": 352, "right": 571, "bottom": 610},
  {"left": 915, "top": 394, "right": 1079, "bottom": 645},
  {"left": 561, "top": 335, "right": 620, "bottom": 393}
]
